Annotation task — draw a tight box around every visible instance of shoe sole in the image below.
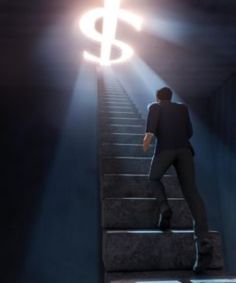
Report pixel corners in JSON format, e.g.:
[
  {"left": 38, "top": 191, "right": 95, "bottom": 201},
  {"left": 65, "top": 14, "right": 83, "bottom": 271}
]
[{"left": 193, "top": 245, "right": 213, "bottom": 273}]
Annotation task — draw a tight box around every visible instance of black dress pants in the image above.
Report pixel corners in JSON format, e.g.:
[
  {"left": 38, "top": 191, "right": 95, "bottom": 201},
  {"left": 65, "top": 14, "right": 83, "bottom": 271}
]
[{"left": 148, "top": 147, "right": 209, "bottom": 239}]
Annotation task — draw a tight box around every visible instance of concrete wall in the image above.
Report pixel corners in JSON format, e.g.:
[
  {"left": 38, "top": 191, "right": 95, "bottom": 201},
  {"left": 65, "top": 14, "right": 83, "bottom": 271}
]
[
  {"left": 208, "top": 73, "right": 236, "bottom": 272},
  {"left": 0, "top": 64, "right": 101, "bottom": 283}
]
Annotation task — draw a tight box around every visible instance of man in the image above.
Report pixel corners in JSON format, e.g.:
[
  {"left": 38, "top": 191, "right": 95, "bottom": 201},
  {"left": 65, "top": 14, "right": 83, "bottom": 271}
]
[{"left": 143, "top": 87, "right": 213, "bottom": 273}]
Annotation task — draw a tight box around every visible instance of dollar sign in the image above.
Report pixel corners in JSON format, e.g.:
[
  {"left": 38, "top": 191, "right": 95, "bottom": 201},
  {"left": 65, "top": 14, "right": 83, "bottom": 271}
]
[{"left": 79, "top": 0, "right": 143, "bottom": 66}]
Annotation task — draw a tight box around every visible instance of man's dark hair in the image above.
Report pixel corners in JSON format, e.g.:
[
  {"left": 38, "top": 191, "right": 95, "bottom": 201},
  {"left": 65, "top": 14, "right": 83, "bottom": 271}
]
[{"left": 156, "top": 87, "right": 173, "bottom": 101}]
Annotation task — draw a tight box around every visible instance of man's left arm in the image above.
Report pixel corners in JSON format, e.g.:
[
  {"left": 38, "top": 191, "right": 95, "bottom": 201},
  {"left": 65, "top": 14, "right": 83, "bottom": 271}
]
[{"left": 143, "top": 104, "right": 159, "bottom": 152}]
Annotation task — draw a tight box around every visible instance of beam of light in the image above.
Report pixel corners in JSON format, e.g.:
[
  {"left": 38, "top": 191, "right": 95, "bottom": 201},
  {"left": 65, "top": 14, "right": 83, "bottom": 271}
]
[
  {"left": 79, "top": 0, "right": 143, "bottom": 66},
  {"left": 101, "top": 0, "right": 121, "bottom": 65},
  {"left": 24, "top": 62, "right": 99, "bottom": 281},
  {"left": 111, "top": 55, "right": 181, "bottom": 119},
  {"left": 144, "top": 6, "right": 236, "bottom": 57}
]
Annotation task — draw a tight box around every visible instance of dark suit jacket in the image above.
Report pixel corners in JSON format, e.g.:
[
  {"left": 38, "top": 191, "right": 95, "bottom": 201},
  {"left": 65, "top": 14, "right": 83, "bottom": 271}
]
[{"left": 146, "top": 101, "right": 194, "bottom": 155}]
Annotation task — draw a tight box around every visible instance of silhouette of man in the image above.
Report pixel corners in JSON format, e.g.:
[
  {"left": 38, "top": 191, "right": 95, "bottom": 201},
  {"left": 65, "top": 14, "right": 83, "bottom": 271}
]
[{"left": 143, "top": 87, "right": 213, "bottom": 273}]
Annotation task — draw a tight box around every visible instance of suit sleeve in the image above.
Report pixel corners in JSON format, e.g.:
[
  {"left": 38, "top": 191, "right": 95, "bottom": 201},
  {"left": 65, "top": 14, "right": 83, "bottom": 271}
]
[
  {"left": 145, "top": 104, "right": 160, "bottom": 134},
  {"left": 184, "top": 106, "right": 193, "bottom": 138}
]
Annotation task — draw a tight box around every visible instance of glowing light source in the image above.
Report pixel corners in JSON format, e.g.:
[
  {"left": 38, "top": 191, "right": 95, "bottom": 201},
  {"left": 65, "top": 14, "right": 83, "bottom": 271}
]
[{"left": 79, "top": 0, "right": 143, "bottom": 66}]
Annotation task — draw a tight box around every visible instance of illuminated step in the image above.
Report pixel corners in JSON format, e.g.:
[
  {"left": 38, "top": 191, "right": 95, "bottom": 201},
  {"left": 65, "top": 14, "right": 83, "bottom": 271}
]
[
  {"left": 101, "top": 124, "right": 144, "bottom": 134},
  {"left": 100, "top": 95, "right": 131, "bottom": 101},
  {"left": 102, "top": 94, "right": 129, "bottom": 99},
  {"left": 101, "top": 132, "right": 149, "bottom": 143},
  {"left": 103, "top": 93, "right": 127, "bottom": 97},
  {"left": 109, "top": 124, "right": 144, "bottom": 127},
  {"left": 101, "top": 156, "right": 175, "bottom": 175},
  {"left": 101, "top": 100, "right": 132, "bottom": 105},
  {"left": 100, "top": 111, "right": 141, "bottom": 119},
  {"left": 104, "top": 89, "right": 124, "bottom": 93},
  {"left": 102, "top": 101, "right": 134, "bottom": 107},
  {"left": 102, "top": 198, "right": 192, "bottom": 229},
  {"left": 101, "top": 174, "right": 182, "bottom": 198},
  {"left": 105, "top": 270, "right": 229, "bottom": 283},
  {"left": 100, "top": 106, "right": 136, "bottom": 112},
  {"left": 103, "top": 86, "right": 124, "bottom": 90},
  {"left": 103, "top": 230, "right": 223, "bottom": 271},
  {"left": 101, "top": 143, "right": 153, "bottom": 156},
  {"left": 101, "top": 117, "right": 145, "bottom": 125},
  {"left": 100, "top": 111, "right": 137, "bottom": 115}
]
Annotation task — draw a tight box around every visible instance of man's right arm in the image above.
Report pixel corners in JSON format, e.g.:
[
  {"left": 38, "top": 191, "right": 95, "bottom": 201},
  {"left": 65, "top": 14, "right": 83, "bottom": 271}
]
[{"left": 143, "top": 103, "right": 160, "bottom": 152}]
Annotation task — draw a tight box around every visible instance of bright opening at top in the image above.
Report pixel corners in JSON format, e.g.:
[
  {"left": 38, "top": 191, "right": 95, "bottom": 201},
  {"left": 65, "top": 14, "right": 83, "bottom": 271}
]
[{"left": 79, "top": 0, "right": 143, "bottom": 66}]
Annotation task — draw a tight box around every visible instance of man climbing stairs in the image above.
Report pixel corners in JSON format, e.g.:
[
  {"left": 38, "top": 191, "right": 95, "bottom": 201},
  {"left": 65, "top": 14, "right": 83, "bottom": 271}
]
[{"left": 98, "top": 72, "right": 227, "bottom": 283}]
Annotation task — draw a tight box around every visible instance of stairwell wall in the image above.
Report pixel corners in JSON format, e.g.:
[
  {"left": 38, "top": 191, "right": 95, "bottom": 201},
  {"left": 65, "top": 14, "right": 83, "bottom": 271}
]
[{"left": 208, "top": 73, "right": 236, "bottom": 273}]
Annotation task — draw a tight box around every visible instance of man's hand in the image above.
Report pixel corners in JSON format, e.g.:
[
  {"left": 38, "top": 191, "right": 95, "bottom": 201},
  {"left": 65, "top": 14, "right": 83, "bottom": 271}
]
[{"left": 143, "top": 133, "right": 153, "bottom": 152}]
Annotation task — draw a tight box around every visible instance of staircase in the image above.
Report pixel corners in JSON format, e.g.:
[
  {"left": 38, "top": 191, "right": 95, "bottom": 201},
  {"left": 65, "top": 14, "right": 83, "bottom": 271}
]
[{"left": 98, "top": 71, "right": 226, "bottom": 283}]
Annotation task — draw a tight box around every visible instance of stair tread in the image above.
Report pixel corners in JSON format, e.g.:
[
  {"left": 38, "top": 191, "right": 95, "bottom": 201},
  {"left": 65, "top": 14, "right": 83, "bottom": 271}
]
[
  {"left": 105, "top": 271, "right": 232, "bottom": 283},
  {"left": 105, "top": 230, "right": 219, "bottom": 233},
  {"left": 102, "top": 198, "right": 192, "bottom": 229},
  {"left": 103, "top": 231, "right": 223, "bottom": 271},
  {"left": 101, "top": 157, "right": 175, "bottom": 175},
  {"left": 102, "top": 174, "right": 183, "bottom": 198}
]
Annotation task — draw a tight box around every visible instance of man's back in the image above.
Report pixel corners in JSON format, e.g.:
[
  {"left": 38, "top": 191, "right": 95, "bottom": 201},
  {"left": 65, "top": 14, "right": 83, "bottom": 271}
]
[{"left": 146, "top": 101, "right": 193, "bottom": 154}]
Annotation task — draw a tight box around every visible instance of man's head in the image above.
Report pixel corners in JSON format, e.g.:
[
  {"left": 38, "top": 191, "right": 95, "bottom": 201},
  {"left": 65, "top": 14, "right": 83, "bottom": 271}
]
[{"left": 156, "top": 87, "right": 172, "bottom": 102}]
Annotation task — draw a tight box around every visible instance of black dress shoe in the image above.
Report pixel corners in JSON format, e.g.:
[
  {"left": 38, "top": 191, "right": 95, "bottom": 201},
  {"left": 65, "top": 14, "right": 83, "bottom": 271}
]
[
  {"left": 193, "top": 238, "right": 213, "bottom": 273},
  {"left": 158, "top": 209, "right": 172, "bottom": 230}
]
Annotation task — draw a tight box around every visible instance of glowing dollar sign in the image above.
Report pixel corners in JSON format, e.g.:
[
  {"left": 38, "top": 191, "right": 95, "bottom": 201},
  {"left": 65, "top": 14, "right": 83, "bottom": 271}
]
[{"left": 79, "top": 0, "right": 143, "bottom": 66}]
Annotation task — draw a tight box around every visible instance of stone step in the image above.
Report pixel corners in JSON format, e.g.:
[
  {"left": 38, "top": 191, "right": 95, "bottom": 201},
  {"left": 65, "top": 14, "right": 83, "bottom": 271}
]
[
  {"left": 100, "top": 105, "right": 137, "bottom": 112},
  {"left": 101, "top": 125, "right": 145, "bottom": 134},
  {"left": 103, "top": 89, "right": 125, "bottom": 94},
  {"left": 101, "top": 156, "right": 175, "bottom": 175},
  {"left": 100, "top": 101, "right": 135, "bottom": 110},
  {"left": 100, "top": 117, "right": 145, "bottom": 125},
  {"left": 105, "top": 270, "right": 230, "bottom": 283},
  {"left": 100, "top": 111, "right": 141, "bottom": 119},
  {"left": 103, "top": 87, "right": 124, "bottom": 90},
  {"left": 101, "top": 98, "right": 130, "bottom": 103},
  {"left": 103, "top": 231, "right": 223, "bottom": 271},
  {"left": 101, "top": 94, "right": 129, "bottom": 99},
  {"left": 102, "top": 198, "right": 192, "bottom": 229},
  {"left": 101, "top": 143, "right": 154, "bottom": 156},
  {"left": 101, "top": 174, "right": 182, "bottom": 198},
  {"left": 100, "top": 100, "right": 136, "bottom": 106},
  {"left": 101, "top": 133, "right": 150, "bottom": 144},
  {"left": 100, "top": 95, "right": 132, "bottom": 103},
  {"left": 99, "top": 103, "right": 138, "bottom": 112},
  {"left": 102, "top": 98, "right": 131, "bottom": 103}
]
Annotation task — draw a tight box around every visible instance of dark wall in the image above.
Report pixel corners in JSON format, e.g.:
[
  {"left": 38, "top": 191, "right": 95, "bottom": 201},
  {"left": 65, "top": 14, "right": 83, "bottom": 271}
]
[
  {"left": 208, "top": 74, "right": 236, "bottom": 272},
  {"left": 0, "top": 86, "right": 69, "bottom": 282},
  {"left": 190, "top": 0, "right": 236, "bottom": 10},
  {"left": 0, "top": 68, "right": 101, "bottom": 283}
]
